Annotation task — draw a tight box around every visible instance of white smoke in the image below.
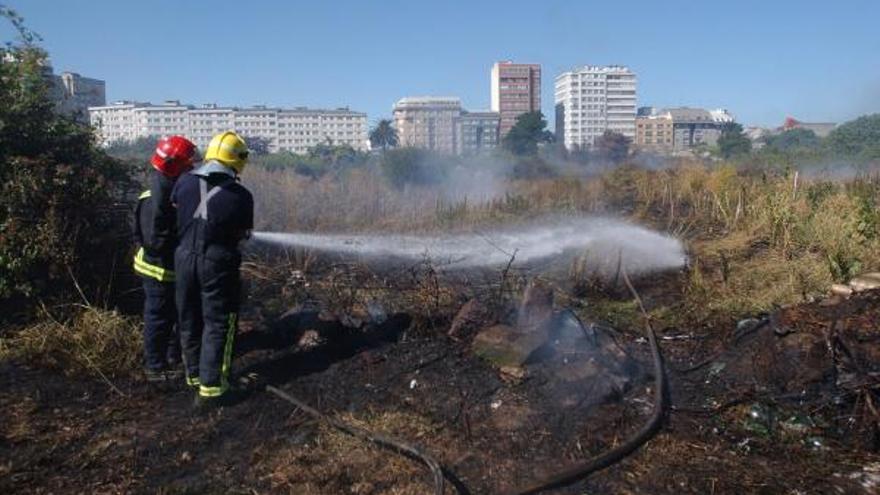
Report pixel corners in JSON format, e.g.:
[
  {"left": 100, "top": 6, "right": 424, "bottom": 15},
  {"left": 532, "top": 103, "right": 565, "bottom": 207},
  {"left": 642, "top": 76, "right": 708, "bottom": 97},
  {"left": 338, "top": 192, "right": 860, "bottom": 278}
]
[{"left": 251, "top": 217, "right": 686, "bottom": 275}]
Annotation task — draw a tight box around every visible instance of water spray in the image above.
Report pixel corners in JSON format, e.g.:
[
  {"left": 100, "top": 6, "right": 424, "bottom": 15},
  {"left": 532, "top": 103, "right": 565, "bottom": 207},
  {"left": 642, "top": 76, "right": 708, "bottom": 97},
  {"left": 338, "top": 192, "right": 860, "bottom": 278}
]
[{"left": 251, "top": 217, "right": 687, "bottom": 275}]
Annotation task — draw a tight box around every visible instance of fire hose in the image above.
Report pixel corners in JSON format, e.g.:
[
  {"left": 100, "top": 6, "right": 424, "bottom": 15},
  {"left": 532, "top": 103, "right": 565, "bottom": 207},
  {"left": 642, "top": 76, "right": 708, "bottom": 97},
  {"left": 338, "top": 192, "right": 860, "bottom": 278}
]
[
  {"left": 263, "top": 384, "right": 448, "bottom": 494},
  {"left": 260, "top": 270, "right": 667, "bottom": 495},
  {"left": 507, "top": 270, "right": 669, "bottom": 495}
]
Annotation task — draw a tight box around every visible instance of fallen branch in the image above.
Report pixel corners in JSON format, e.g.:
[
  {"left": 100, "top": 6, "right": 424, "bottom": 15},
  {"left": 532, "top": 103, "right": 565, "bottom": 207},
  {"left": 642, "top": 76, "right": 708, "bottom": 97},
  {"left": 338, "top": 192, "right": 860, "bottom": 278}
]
[{"left": 508, "top": 269, "right": 669, "bottom": 495}]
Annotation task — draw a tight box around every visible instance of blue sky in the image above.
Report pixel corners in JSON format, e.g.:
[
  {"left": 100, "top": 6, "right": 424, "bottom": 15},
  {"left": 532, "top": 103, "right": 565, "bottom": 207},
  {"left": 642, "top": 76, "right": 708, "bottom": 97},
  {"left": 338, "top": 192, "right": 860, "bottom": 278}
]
[{"left": 5, "top": 0, "right": 879, "bottom": 128}]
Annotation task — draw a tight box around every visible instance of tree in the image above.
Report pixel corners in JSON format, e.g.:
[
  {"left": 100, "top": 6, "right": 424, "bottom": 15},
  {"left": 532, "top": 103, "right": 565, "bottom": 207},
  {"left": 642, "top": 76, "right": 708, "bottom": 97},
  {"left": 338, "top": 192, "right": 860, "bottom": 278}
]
[
  {"left": 502, "top": 111, "right": 551, "bottom": 156},
  {"left": 369, "top": 119, "right": 398, "bottom": 151},
  {"left": 105, "top": 135, "right": 159, "bottom": 163},
  {"left": 379, "top": 148, "right": 446, "bottom": 189},
  {"left": 307, "top": 140, "right": 363, "bottom": 169},
  {"left": 242, "top": 135, "right": 271, "bottom": 156},
  {"left": 717, "top": 122, "right": 752, "bottom": 158},
  {"left": 827, "top": 114, "right": 880, "bottom": 158},
  {"left": 0, "top": 9, "right": 133, "bottom": 307},
  {"left": 594, "top": 131, "right": 631, "bottom": 163},
  {"left": 763, "top": 128, "right": 821, "bottom": 152}
]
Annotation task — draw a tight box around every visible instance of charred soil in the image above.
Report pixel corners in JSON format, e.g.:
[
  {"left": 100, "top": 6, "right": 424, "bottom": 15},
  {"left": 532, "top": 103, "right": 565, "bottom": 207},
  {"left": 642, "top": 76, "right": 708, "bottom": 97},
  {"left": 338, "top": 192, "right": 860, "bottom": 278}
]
[{"left": 2, "top": 275, "right": 880, "bottom": 494}]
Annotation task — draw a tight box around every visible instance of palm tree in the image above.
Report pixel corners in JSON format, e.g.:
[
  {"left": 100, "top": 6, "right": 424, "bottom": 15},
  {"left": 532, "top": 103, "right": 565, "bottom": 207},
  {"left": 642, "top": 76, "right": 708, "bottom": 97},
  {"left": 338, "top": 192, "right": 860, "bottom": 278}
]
[{"left": 369, "top": 119, "right": 399, "bottom": 151}]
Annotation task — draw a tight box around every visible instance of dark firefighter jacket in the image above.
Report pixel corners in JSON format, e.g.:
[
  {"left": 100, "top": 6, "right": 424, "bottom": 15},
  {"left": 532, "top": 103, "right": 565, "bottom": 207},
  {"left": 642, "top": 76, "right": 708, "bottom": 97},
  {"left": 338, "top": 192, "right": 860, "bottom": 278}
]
[
  {"left": 171, "top": 163, "right": 254, "bottom": 259},
  {"left": 133, "top": 171, "right": 178, "bottom": 282}
]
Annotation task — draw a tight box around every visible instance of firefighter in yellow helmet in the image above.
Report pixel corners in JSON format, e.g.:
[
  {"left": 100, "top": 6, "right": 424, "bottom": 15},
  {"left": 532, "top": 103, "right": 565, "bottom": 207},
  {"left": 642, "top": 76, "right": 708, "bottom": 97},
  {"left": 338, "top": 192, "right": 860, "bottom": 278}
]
[{"left": 171, "top": 131, "right": 253, "bottom": 408}]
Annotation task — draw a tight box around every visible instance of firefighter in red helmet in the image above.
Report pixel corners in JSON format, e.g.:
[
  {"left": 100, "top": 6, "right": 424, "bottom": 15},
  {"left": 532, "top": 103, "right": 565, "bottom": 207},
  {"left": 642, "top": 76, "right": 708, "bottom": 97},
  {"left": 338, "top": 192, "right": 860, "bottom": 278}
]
[{"left": 133, "top": 135, "right": 199, "bottom": 382}]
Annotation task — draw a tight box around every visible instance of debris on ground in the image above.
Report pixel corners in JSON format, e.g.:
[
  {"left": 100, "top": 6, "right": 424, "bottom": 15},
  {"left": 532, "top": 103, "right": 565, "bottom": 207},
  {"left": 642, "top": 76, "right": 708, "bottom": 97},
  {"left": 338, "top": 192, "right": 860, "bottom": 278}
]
[{"left": 3, "top": 269, "right": 880, "bottom": 494}]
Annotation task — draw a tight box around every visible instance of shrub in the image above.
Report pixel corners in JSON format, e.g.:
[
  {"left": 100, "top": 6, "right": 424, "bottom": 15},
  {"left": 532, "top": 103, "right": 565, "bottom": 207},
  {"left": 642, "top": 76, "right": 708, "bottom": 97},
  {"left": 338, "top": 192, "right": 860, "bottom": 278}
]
[{"left": 0, "top": 41, "right": 133, "bottom": 312}]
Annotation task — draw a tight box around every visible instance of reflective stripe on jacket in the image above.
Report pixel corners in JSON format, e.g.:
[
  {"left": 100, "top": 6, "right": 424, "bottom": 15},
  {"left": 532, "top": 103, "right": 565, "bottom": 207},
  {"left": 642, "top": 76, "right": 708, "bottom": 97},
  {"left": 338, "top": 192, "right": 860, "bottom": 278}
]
[
  {"left": 132, "top": 170, "right": 180, "bottom": 282},
  {"left": 133, "top": 246, "right": 175, "bottom": 282}
]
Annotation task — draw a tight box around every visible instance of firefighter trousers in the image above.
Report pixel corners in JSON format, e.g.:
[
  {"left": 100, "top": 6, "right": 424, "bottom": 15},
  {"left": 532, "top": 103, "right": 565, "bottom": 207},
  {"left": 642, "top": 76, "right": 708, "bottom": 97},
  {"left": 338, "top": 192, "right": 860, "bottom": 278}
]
[
  {"left": 142, "top": 277, "right": 181, "bottom": 371},
  {"left": 175, "top": 248, "right": 241, "bottom": 397}
]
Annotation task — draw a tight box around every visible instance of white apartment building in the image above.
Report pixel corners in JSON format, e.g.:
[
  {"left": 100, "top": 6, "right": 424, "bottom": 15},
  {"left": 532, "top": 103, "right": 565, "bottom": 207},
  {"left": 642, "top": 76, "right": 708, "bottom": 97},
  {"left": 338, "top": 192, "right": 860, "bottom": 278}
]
[
  {"left": 554, "top": 65, "right": 637, "bottom": 150},
  {"left": 188, "top": 104, "right": 236, "bottom": 147},
  {"left": 133, "top": 101, "right": 190, "bottom": 137},
  {"left": 89, "top": 102, "right": 368, "bottom": 153},
  {"left": 89, "top": 102, "right": 149, "bottom": 143},
  {"left": 392, "top": 97, "right": 462, "bottom": 154}
]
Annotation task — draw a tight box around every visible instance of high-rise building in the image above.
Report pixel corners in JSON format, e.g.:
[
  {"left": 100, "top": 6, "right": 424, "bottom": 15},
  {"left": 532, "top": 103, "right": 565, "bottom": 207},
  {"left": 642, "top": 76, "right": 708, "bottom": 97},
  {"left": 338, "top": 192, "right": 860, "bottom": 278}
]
[
  {"left": 554, "top": 65, "right": 637, "bottom": 150},
  {"left": 89, "top": 101, "right": 368, "bottom": 153},
  {"left": 491, "top": 61, "right": 541, "bottom": 137},
  {"left": 454, "top": 111, "right": 500, "bottom": 155},
  {"left": 392, "top": 97, "right": 462, "bottom": 154}
]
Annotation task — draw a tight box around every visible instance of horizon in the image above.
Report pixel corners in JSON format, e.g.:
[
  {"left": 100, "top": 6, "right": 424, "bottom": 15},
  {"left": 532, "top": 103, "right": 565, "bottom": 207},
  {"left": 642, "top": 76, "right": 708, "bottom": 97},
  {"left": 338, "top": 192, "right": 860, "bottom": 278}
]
[{"left": 4, "top": 0, "right": 879, "bottom": 129}]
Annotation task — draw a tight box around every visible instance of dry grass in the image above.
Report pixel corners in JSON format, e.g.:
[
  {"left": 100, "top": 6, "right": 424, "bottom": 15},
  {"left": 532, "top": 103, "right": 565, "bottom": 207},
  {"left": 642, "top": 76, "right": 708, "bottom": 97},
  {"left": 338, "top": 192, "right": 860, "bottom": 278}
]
[
  {"left": 6, "top": 160, "right": 877, "bottom": 377},
  {"left": 0, "top": 305, "right": 142, "bottom": 379},
  {"left": 245, "top": 160, "right": 880, "bottom": 328},
  {"left": 257, "top": 410, "right": 455, "bottom": 495}
]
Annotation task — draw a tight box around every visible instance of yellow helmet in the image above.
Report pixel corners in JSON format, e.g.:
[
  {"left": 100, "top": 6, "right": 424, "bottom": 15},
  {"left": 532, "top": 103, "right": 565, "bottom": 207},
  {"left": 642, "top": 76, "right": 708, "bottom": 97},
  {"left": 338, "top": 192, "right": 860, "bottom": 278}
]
[{"left": 204, "top": 131, "right": 249, "bottom": 174}]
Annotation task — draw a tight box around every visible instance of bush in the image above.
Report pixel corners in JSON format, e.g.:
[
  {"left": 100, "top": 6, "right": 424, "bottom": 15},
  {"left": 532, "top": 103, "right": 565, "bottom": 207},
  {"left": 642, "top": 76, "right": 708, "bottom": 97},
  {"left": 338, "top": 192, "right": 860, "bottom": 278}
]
[{"left": 0, "top": 43, "right": 133, "bottom": 311}]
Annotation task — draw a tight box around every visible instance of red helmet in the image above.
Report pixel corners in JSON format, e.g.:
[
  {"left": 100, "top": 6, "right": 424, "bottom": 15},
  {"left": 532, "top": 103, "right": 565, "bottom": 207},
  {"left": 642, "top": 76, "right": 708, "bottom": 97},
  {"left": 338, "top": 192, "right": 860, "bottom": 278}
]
[{"left": 150, "top": 135, "right": 198, "bottom": 177}]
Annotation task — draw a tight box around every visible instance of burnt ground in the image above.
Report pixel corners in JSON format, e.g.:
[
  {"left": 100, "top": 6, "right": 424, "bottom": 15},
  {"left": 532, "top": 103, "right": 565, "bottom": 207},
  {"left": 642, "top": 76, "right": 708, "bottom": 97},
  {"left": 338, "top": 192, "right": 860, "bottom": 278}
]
[{"left": 2, "top": 287, "right": 880, "bottom": 494}]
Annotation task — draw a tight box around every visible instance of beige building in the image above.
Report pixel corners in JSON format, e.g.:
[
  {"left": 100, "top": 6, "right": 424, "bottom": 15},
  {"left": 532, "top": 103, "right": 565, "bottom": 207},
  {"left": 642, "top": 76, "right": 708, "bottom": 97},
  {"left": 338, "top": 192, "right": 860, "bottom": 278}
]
[
  {"left": 392, "top": 97, "right": 461, "bottom": 153},
  {"left": 635, "top": 114, "right": 674, "bottom": 152},
  {"left": 90, "top": 102, "right": 368, "bottom": 153},
  {"left": 491, "top": 61, "right": 541, "bottom": 137},
  {"left": 634, "top": 107, "right": 736, "bottom": 153}
]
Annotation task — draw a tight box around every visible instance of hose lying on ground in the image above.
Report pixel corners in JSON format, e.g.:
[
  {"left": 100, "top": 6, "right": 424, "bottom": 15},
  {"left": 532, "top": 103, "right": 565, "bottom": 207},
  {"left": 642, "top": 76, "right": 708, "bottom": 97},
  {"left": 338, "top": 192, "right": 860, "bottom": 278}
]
[
  {"left": 508, "top": 270, "right": 669, "bottom": 495},
  {"left": 264, "top": 384, "right": 447, "bottom": 495}
]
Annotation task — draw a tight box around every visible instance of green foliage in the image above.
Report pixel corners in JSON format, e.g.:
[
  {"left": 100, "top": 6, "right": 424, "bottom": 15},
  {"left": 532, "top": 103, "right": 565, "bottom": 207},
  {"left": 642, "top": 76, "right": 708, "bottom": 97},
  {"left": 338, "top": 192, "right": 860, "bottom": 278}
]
[
  {"left": 594, "top": 131, "right": 631, "bottom": 163},
  {"left": 502, "top": 111, "right": 550, "bottom": 156},
  {"left": 827, "top": 252, "right": 862, "bottom": 283},
  {"left": 242, "top": 135, "right": 271, "bottom": 156},
  {"left": 852, "top": 193, "right": 879, "bottom": 243},
  {"left": 0, "top": 5, "right": 41, "bottom": 45},
  {"left": 250, "top": 143, "right": 368, "bottom": 178},
  {"left": 805, "top": 181, "right": 837, "bottom": 209},
  {"left": 717, "top": 122, "right": 752, "bottom": 159},
  {"left": 307, "top": 140, "right": 364, "bottom": 169},
  {"left": 827, "top": 114, "right": 880, "bottom": 158},
  {"left": 369, "top": 119, "right": 398, "bottom": 151},
  {"left": 763, "top": 128, "right": 821, "bottom": 152},
  {"left": 379, "top": 147, "right": 448, "bottom": 189},
  {"left": 0, "top": 23, "right": 132, "bottom": 306},
  {"left": 105, "top": 135, "right": 158, "bottom": 164}
]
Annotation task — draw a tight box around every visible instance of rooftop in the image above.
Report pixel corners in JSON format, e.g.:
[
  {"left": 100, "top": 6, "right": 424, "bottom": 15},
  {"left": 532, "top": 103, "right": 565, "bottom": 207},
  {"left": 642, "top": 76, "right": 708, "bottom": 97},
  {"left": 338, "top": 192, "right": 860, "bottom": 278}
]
[{"left": 89, "top": 101, "right": 364, "bottom": 115}]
